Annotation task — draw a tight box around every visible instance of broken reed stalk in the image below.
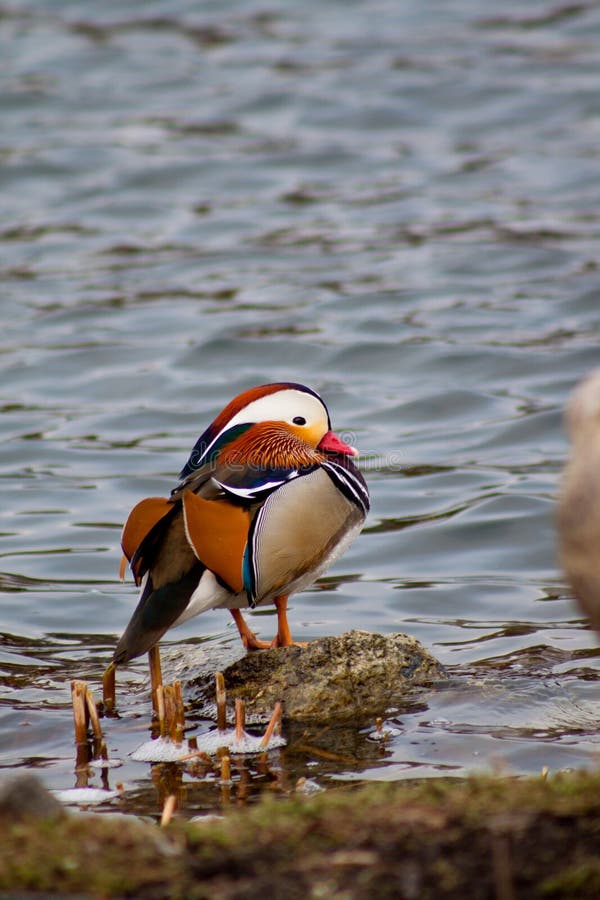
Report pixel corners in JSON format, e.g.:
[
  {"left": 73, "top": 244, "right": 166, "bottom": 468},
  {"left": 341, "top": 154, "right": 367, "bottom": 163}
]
[
  {"left": 176, "top": 693, "right": 284, "bottom": 763},
  {"left": 160, "top": 794, "right": 177, "bottom": 827},
  {"left": 102, "top": 663, "right": 116, "bottom": 713},
  {"left": 86, "top": 689, "right": 103, "bottom": 740},
  {"left": 220, "top": 756, "right": 232, "bottom": 806},
  {"left": 148, "top": 644, "right": 163, "bottom": 715},
  {"left": 234, "top": 698, "right": 246, "bottom": 743},
  {"left": 163, "top": 685, "right": 176, "bottom": 739},
  {"left": 220, "top": 754, "right": 231, "bottom": 783},
  {"left": 161, "top": 684, "right": 184, "bottom": 743},
  {"left": 259, "top": 701, "right": 282, "bottom": 749},
  {"left": 178, "top": 747, "right": 212, "bottom": 763},
  {"left": 173, "top": 680, "right": 185, "bottom": 741},
  {"left": 215, "top": 671, "right": 227, "bottom": 731},
  {"left": 375, "top": 716, "right": 383, "bottom": 735},
  {"left": 155, "top": 684, "right": 166, "bottom": 736},
  {"left": 71, "top": 681, "right": 90, "bottom": 745}
]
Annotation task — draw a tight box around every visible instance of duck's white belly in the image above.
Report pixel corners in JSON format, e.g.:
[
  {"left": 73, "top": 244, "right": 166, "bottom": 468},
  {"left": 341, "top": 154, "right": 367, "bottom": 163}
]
[{"left": 171, "top": 517, "right": 363, "bottom": 626}]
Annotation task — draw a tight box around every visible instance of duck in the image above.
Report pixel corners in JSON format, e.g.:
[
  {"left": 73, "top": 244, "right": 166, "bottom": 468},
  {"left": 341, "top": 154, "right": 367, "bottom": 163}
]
[
  {"left": 111, "top": 381, "right": 369, "bottom": 667},
  {"left": 558, "top": 369, "right": 600, "bottom": 638}
]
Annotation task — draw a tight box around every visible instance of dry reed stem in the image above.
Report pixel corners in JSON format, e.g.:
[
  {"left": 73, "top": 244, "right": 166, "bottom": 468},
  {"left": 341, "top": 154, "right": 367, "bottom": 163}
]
[
  {"left": 160, "top": 794, "right": 177, "bottom": 827},
  {"left": 155, "top": 684, "right": 166, "bottom": 736},
  {"left": 215, "top": 672, "right": 227, "bottom": 731},
  {"left": 220, "top": 754, "right": 231, "bottom": 783},
  {"left": 102, "top": 663, "right": 116, "bottom": 713},
  {"left": 71, "top": 680, "right": 89, "bottom": 745},
  {"left": 163, "top": 684, "right": 176, "bottom": 739},
  {"left": 148, "top": 645, "right": 163, "bottom": 714},
  {"left": 173, "top": 680, "right": 185, "bottom": 742},
  {"left": 85, "top": 689, "right": 103, "bottom": 740},
  {"left": 173, "top": 680, "right": 185, "bottom": 724},
  {"left": 259, "top": 701, "right": 282, "bottom": 749},
  {"left": 178, "top": 748, "right": 212, "bottom": 763},
  {"left": 234, "top": 698, "right": 246, "bottom": 742}
]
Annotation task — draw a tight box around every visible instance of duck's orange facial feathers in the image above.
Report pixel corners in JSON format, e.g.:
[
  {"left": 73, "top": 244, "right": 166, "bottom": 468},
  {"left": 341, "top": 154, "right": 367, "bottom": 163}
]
[
  {"left": 218, "top": 422, "right": 323, "bottom": 470},
  {"left": 180, "top": 382, "right": 330, "bottom": 478}
]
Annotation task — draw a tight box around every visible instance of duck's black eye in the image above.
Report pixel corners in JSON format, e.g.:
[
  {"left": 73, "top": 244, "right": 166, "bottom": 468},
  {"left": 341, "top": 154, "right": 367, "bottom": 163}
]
[{"left": 293, "top": 416, "right": 307, "bottom": 426}]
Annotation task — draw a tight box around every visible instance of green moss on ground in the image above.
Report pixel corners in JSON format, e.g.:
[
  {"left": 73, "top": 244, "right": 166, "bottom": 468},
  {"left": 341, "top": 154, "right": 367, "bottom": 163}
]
[{"left": 1, "top": 771, "right": 600, "bottom": 898}]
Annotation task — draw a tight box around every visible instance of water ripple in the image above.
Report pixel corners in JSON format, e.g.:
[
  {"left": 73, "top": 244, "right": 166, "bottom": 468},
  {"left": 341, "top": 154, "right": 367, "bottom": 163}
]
[{"left": 2, "top": 0, "right": 600, "bottom": 813}]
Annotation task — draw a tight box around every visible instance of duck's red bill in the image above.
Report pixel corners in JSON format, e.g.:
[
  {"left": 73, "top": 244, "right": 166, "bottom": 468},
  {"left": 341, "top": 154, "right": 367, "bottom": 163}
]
[{"left": 318, "top": 430, "right": 358, "bottom": 457}]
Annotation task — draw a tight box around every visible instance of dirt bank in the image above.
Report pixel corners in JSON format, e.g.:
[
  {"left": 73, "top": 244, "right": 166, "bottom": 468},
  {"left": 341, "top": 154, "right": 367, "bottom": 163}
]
[{"left": 1, "top": 770, "right": 599, "bottom": 898}]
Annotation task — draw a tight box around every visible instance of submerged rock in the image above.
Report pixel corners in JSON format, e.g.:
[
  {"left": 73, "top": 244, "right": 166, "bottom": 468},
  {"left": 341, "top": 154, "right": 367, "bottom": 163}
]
[{"left": 189, "top": 630, "right": 445, "bottom": 724}]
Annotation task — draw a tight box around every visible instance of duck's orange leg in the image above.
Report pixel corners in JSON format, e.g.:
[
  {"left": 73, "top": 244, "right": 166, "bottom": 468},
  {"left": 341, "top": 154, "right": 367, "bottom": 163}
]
[
  {"left": 270, "top": 595, "right": 307, "bottom": 648},
  {"left": 230, "top": 609, "right": 271, "bottom": 651}
]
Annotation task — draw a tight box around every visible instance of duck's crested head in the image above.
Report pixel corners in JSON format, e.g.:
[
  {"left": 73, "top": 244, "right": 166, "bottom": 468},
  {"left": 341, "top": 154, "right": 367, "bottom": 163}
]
[
  {"left": 180, "top": 382, "right": 357, "bottom": 478},
  {"left": 213, "top": 382, "right": 330, "bottom": 447}
]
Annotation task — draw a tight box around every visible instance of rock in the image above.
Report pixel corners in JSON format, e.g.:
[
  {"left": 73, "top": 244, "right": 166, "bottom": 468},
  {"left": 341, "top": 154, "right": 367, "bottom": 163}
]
[
  {"left": 0, "top": 773, "right": 65, "bottom": 822},
  {"left": 162, "top": 640, "right": 242, "bottom": 683},
  {"left": 188, "top": 630, "right": 445, "bottom": 724}
]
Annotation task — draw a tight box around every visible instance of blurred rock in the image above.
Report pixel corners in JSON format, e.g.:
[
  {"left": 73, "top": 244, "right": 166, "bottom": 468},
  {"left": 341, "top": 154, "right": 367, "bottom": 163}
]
[
  {"left": 189, "top": 629, "right": 445, "bottom": 723},
  {"left": 557, "top": 369, "right": 600, "bottom": 636},
  {"left": 0, "top": 773, "right": 65, "bottom": 822}
]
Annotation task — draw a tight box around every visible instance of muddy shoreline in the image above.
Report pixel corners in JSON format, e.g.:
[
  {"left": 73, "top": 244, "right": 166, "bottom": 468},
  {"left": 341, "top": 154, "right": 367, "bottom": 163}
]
[{"left": 1, "top": 770, "right": 599, "bottom": 898}]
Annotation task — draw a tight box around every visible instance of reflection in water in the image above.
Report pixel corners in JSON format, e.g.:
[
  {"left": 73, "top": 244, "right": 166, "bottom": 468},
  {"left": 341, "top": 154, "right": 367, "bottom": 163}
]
[{"left": 60, "top": 691, "right": 402, "bottom": 819}]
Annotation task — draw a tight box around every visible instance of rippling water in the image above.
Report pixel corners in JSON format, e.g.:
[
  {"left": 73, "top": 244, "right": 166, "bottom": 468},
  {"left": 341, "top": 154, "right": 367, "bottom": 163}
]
[{"left": 2, "top": 0, "right": 600, "bottom": 816}]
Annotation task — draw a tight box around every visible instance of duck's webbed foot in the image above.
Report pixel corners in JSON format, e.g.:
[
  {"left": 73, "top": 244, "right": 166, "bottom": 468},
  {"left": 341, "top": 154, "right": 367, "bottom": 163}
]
[{"left": 230, "top": 609, "right": 271, "bottom": 651}]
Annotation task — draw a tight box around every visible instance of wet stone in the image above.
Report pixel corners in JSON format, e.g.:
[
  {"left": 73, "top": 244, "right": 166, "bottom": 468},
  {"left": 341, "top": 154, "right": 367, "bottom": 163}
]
[
  {"left": 187, "top": 630, "right": 445, "bottom": 724},
  {"left": 0, "top": 773, "right": 65, "bottom": 823}
]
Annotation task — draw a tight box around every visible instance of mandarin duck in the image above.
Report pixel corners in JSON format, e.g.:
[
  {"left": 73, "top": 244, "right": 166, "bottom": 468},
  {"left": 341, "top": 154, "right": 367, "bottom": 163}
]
[
  {"left": 558, "top": 369, "right": 600, "bottom": 637},
  {"left": 111, "top": 382, "right": 369, "bottom": 667}
]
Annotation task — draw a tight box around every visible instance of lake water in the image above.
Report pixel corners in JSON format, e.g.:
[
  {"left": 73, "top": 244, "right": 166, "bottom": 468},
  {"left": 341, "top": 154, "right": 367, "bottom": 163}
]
[{"left": 2, "top": 0, "right": 600, "bottom": 818}]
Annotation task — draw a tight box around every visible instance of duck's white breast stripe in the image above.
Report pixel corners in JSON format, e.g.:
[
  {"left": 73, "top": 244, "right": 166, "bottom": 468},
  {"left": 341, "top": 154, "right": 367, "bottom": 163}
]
[{"left": 321, "top": 461, "right": 369, "bottom": 514}]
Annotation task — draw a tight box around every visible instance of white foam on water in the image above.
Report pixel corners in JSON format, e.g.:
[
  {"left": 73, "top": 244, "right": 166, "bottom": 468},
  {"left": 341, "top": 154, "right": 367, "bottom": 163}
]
[
  {"left": 131, "top": 736, "right": 193, "bottom": 762},
  {"left": 54, "top": 787, "right": 121, "bottom": 806},
  {"left": 190, "top": 813, "right": 224, "bottom": 824},
  {"left": 191, "top": 727, "right": 286, "bottom": 756},
  {"left": 295, "top": 777, "right": 323, "bottom": 795},
  {"left": 366, "top": 724, "right": 402, "bottom": 742},
  {"left": 87, "top": 757, "right": 123, "bottom": 769},
  {"left": 130, "top": 728, "right": 286, "bottom": 763}
]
